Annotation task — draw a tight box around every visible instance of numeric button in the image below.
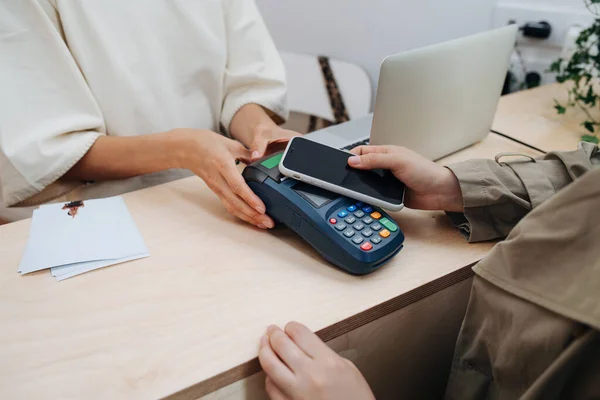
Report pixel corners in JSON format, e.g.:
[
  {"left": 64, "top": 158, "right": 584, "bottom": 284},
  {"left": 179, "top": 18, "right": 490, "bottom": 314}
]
[
  {"left": 344, "top": 216, "right": 356, "bottom": 224},
  {"left": 352, "top": 236, "right": 364, "bottom": 245},
  {"left": 343, "top": 230, "right": 355, "bottom": 238},
  {"left": 335, "top": 223, "right": 347, "bottom": 231}
]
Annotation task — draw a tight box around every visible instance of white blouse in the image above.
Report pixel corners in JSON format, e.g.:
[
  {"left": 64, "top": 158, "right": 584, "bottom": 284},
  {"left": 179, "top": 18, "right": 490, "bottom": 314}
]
[{"left": 0, "top": 0, "right": 287, "bottom": 221}]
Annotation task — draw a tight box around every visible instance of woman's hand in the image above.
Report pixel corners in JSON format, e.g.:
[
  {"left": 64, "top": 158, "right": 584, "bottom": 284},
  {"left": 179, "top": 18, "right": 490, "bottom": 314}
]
[
  {"left": 258, "top": 322, "right": 375, "bottom": 400},
  {"left": 173, "top": 129, "right": 275, "bottom": 229},
  {"left": 249, "top": 124, "right": 300, "bottom": 161},
  {"left": 349, "top": 145, "right": 464, "bottom": 212},
  {"left": 228, "top": 103, "right": 301, "bottom": 162}
]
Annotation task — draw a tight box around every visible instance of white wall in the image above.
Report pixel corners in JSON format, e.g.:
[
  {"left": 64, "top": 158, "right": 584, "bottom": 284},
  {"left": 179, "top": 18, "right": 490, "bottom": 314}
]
[
  {"left": 493, "top": 0, "right": 594, "bottom": 89},
  {"left": 517, "top": 0, "right": 586, "bottom": 5},
  {"left": 256, "top": 0, "right": 594, "bottom": 97},
  {"left": 256, "top": 0, "right": 497, "bottom": 90}
]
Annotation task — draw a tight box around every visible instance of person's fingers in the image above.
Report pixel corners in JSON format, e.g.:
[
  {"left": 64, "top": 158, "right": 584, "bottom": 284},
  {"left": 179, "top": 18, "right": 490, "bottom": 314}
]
[
  {"left": 222, "top": 191, "right": 273, "bottom": 229},
  {"left": 258, "top": 334, "right": 296, "bottom": 395},
  {"left": 221, "top": 160, "right": 268, "bottom": 214},
  {"left": 210, "top": 175, "right": 273, "bottom": 228},
  {"left": 219, "top": 162, "right": 275, "bottom": 228},
  {"left": 267, "top": 325, "right": 311, "bottom": 372},
  {"left": 226, "top": 140, "right": 254, "bottom": 165},
  {"left": 209, "top": 175, "right": 256, "bottom": 219},
  {"left": 216, "top": 190, "right": 264, "bottom": 228},
  {"left": 265, "top": 377, "right": 290, "bottom": 400},
  {"left": 250, "top": 135, "right": 269, "bottom": 161},
  {"left": 349, "top": 145, "right": 393, "bottom": 156},
  {"left": 284, "top": 321, "right": 334, "bottom": 359},
  {"left": 348, "top": 152, "right": 402, "bottom": 171},
  {"left": 221, "top": 197, "right": 263, "bottom": 228}
]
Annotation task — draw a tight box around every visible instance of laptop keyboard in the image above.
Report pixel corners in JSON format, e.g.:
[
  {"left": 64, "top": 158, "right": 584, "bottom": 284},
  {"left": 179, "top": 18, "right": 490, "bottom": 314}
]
[{"left": 341, "top": 138, "right": 370, "bottom": 151}]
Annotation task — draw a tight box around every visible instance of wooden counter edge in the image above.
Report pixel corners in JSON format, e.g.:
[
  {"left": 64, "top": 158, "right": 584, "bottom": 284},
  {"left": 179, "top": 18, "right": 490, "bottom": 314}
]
[{"left": 165, "top": 262, "right": 478, "bottom": 399}]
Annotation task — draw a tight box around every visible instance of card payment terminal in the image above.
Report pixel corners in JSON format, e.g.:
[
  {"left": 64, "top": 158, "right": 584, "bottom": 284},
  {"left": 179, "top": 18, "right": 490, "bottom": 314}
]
[{"left": 243, "top": 152, "right": 404, "bottom": 275}]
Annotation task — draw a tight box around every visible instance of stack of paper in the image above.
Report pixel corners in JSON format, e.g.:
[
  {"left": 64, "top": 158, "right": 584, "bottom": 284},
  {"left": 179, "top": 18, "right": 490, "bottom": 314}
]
[{"left": 18, "top": 196, "right": 149, "bottom": 281}]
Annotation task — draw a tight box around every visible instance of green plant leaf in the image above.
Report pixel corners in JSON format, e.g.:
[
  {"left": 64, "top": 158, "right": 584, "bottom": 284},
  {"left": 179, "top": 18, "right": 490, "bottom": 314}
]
[
  {"left": 576, "top": 30, "right": 592, "bottom": 46},
  {"left": 548, "top": 58, "right": 563, "bottom": 73},
  {"left": 577, "top": 85, "right": 598, "bottom": 106},
  {"left": 552, "top": 13, "right": 600, "bottom": 136},
  {"left": 581, "top": 134, "right": 600, "bottom": 144},
  {"left": 582, "top": 120, "right": 596, "bottom": 133}
]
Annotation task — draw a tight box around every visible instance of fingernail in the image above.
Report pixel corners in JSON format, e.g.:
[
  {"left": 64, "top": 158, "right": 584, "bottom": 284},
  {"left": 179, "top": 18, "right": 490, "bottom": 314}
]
[
  {"left": 263, "top": 220, "right": 274, "bottom": 229},
  {"left": 260, "top": 334, "right": 269, "bottom": 346},
  {"left": 255, "top": 205, "right": 266, "bottom": 214},
  {"left": 252, "top": 151, "right": 260, "bottom": 160},
  {"left": 267, "top": 325, "right": 278, "bottom": 334},
  {"left": 348, "top": 156, "right": 361, "bottom": 166},
  {"left": 258, "top": 224, "right": 267, "bottom": 229}
]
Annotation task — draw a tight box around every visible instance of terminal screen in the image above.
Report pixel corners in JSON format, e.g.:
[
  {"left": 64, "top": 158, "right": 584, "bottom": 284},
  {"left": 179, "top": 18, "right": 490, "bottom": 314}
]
[{"left": 293, "top": 182, "right": 337, "bottom": 209}]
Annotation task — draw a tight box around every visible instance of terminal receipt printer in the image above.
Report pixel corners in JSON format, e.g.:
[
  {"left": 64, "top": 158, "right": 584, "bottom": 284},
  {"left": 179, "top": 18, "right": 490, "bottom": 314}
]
[{"left": 243, "top": 152, "right": 404, "bottom": 275}]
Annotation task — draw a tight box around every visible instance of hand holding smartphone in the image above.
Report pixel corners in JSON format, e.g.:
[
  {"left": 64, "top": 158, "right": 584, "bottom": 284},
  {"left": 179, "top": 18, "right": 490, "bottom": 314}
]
[{"left": 279, "top": 137, "right": 405, "bottom": 211}]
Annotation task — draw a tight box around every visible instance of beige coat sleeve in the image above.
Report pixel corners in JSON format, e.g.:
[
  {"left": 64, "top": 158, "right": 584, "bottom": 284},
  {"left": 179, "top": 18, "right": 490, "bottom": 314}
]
[
  {"left": 219, "top": 0, "right": 289, "bottom": 131},
  {"left": 0, "top": 1, "right": 105, "bottom": 208},
  {"left": 445, "top": 142, "right": 599, "bottom": 242}
]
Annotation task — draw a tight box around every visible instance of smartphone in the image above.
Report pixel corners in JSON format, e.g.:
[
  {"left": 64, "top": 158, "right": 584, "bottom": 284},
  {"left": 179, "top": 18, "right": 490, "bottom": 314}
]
[{"left": 279, "top": 137, "right": 405, "bottom": 211}]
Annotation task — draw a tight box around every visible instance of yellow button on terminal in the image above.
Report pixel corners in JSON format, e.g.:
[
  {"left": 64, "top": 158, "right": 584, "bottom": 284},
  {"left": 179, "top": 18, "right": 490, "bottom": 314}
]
[{"left": 379, "top": 229, "right": 391, "bottom": 238}]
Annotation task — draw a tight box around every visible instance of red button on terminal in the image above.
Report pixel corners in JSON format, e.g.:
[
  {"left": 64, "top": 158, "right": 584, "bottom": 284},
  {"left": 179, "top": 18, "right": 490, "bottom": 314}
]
[
  {"left": 360, "top": 242, "right": 373, "bottom": 251},
  {"left": 329, "top": 218, "right": 337, "bottom": 224}
]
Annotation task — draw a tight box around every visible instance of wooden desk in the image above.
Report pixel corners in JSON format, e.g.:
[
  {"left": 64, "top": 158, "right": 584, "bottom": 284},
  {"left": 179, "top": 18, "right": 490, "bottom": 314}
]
[
  {"left": 0, "top": 133, "right": 541, "bottom": 399},
  {"left": 492, "top": 83, "right": 599, "bottom": 152}
]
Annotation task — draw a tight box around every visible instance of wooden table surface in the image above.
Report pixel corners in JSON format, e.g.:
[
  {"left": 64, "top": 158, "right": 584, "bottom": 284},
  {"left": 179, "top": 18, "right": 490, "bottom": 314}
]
[
  {"left": 0, "top": 133, "right": 542, "bottom": 400},
  {"left": 492, "top": 83, "right": 599, "bottom": 152}
]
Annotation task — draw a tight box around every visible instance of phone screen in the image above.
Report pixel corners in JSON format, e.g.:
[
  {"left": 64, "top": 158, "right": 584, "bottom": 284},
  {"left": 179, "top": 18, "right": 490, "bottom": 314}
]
[{"left": 281, "top": 138, "right": 405, "bottom": 206}]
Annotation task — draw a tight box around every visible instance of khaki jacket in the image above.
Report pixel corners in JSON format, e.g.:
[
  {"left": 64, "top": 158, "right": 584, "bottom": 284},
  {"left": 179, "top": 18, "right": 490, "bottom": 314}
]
[{"left": 444, "top": 142, "right": 600, "bottom": 399}]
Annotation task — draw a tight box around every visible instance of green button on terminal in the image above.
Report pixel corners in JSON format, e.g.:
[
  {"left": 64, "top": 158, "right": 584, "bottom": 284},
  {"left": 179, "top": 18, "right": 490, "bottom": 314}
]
[
  {"left": 261, "top": 153, "right": 284, "bottom": 169},
  {"left": 379, "top": 217, "right": 398, "bottom": 232}
]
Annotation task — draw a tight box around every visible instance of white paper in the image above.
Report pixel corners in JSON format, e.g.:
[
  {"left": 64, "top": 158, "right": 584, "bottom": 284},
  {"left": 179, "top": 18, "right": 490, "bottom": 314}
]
[
  {"left": 18, "top": 196, "right": 149, "bottom": 275},
  {"left": 51, "top": 253, "right": 149, "bottom": 281}
]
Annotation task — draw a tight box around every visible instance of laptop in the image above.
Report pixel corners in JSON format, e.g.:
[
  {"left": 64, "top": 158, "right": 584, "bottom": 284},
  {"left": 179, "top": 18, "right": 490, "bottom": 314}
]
[{"left": 306, "top": 25, "right": 518, "bottom": 160}]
